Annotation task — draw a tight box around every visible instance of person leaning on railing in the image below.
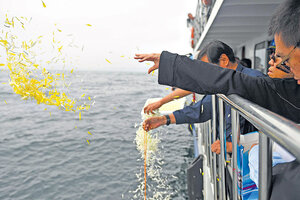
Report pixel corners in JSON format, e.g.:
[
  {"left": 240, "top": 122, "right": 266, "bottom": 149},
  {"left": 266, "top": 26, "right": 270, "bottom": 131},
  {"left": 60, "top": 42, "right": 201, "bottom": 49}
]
[
  {"left": 248, "top": 39, "right": 297, "bottom": 188},
  {"left": 141, "top": 41, "right": 265, "bottom": 156},
  {"left": 134, "top": 1, "right": 300, "bottom": 198}
]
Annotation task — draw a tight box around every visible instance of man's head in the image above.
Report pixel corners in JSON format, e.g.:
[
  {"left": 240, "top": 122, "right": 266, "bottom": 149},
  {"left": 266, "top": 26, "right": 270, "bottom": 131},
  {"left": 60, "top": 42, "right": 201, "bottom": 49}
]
[
  {"left": 197, "top": 40, "right": 236, "bottom": 69},
  {"left": 269, "top": 0, "right": 300, "bottom": 84}
]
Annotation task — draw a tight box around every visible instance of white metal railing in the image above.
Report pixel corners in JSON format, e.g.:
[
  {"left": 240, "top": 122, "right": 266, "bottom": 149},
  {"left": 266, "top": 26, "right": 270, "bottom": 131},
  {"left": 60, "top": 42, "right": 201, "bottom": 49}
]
[
  {"left": 198, "top": 94, "right": 300, "bottom": 200},
  {"left": 190, "top": 0, "right": 216, "bottom": 48}
]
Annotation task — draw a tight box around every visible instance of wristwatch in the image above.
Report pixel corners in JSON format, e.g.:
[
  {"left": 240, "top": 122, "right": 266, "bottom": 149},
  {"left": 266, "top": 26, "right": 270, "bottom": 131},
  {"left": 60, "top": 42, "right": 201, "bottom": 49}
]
[{"left": 164, "top": 115, "right": 171, "bottom": 126}]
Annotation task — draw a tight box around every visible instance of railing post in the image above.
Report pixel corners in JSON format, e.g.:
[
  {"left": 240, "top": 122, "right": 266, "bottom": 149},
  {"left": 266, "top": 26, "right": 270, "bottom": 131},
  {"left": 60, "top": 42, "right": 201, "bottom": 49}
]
[
  {"left": 218, "top": 97, "right": 226, "bottom": 200},
  {"left": 231, "top": 109, "right": 239, "bottom": 200},
  {"left": 208, "top": 120, "right": 213, "bottom": 183},
  {"left": 212, "top": 95, "right": 218, "bottom": 200},
  {"left": 259, "top": 133, "right": 272, "bottom": 200}
]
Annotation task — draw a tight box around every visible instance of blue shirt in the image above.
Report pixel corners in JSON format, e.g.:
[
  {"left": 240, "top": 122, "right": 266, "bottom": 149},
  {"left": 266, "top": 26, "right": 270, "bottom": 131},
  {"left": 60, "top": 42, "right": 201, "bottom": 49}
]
[{"left": 173, "top": 64, "right": 266, "bottom": 140}]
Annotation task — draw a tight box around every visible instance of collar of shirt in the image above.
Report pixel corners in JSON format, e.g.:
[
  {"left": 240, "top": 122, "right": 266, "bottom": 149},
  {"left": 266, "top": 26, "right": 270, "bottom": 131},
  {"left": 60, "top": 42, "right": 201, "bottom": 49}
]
[{"left": 236, "top": 63, "right": 245, "bottom": 72}]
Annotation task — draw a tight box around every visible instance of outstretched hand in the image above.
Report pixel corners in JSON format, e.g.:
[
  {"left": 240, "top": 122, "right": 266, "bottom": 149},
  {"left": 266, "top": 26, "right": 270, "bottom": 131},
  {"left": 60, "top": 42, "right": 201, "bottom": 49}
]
[
  {"left": 144, "top": 100, "right": 162, "bottom": 115},
  {"left": 134, "top": 53, "right": 161, "bottom": 74},
  {"left": 143, "top": 116, "right": 166, "bottom": 131}
]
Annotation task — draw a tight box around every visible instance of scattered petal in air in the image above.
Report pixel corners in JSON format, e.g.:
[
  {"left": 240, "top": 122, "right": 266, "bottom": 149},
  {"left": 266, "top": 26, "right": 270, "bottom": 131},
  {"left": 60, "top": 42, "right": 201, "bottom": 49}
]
[
  {"left": 81, "top": 94, "right": 85, "bottom": 97},
  {"left": 57, "top": 29, "right": 62, "bottom": 32},
  {"left": 79, "top": 112, "right": 82, "bottom": 120},
  {"left": 152, "top": 71, "right": 154, "bottom": 76},
  {"left": 88, "top": 97, "right": 91, "bottom": 101},
  {"left": 75, "top": 126, "right": 77, "bottom": 129},
  {"left": 44, "top": 108, "right": 47, "bottom": 111},
  {"left": 4, "top": 100, "right": 7, "bottom": 104},
  {"left": 165, "top": 88, "right": 169, "bottom": 90},
  {"left": 105, "top": 59, "right": 112, "bottom": 64},
  {"left": 0, "top": 64, "right": 5, "bottom": 66},
  {"left": 70, "top": 69, "right": 74, "bottom": 73},
  {"left": 86, "top": 24, "right": 92, "bottom": 27},
  {"left": 41, "top": 0, "right": 46, "bottom": 8},
  {"left": 120, "top": 55, "right": 125, "bottom": 58},
  {"left": 86, "top": 139, "right": 90, "bottom": 145},
  {"left": 88, "top": 131, "right": 92, "bottom": 135}
]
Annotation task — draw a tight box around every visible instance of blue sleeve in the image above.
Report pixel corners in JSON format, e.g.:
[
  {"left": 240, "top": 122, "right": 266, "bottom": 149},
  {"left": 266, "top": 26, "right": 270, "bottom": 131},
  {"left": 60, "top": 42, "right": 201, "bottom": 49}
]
[{"left": 173, "top": 95, "right": 212, "bottom": 124}]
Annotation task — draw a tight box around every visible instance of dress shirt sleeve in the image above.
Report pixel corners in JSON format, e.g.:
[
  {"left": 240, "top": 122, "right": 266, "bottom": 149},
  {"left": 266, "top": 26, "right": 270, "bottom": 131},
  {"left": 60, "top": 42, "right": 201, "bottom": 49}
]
[{"left": 173, "top": 96, "right": 212, "bottom": 124}]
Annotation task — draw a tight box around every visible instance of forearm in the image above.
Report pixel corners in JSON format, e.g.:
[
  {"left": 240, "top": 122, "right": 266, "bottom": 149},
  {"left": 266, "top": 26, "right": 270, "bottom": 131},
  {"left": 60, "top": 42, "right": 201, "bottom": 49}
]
[{"left": 160, "top": 88, "right": 192, "bottom": 105}]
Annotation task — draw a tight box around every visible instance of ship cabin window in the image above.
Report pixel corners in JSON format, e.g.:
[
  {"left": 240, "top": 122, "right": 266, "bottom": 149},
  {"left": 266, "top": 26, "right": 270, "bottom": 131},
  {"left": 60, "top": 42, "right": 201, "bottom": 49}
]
[{"left": 254, "top": 41, "right": 267, "bottom": 74}]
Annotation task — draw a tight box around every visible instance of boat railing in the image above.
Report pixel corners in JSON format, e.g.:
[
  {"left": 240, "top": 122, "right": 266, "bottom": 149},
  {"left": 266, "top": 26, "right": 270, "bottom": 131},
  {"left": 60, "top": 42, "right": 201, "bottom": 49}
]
[{"left": 198, "top": 94, "right": 300, "bottom": 200}]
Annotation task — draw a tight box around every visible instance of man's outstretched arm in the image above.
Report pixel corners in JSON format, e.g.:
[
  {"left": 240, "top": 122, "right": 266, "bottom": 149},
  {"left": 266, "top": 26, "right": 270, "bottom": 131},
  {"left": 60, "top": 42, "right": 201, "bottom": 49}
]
[{"left": 135, "top": 51, "right": 300, "bottom": 123}]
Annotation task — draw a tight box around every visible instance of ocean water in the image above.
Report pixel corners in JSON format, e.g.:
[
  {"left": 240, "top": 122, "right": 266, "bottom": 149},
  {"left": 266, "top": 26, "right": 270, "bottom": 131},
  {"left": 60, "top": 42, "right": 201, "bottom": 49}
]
[{"left": 0, "top": 71, "right": 194, "bottom": 200}]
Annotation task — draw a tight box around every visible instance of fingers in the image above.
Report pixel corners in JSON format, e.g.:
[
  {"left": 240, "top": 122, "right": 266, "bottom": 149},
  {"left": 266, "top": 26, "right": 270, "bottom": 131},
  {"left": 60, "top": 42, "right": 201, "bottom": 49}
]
[
  {"left": 144, "top": 103, "right": 158, "bottom": 115},
  {"left": 144, "top": 106, "right": 149, "bottom": 114},
  {"left": 142, "top": 120, "right": 151, "bottom": 131},
  {"left": 134, "top": 54, "right": 151, "bottom": 62},
  {"left": 148, "top": 65, "right": 158, "bottom": 74}
]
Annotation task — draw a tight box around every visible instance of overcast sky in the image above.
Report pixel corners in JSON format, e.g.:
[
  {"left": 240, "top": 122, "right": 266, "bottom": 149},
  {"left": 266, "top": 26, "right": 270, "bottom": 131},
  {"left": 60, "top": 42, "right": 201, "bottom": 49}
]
[{"left": 0, "top": 0, "right": 196, "bottom": 72}]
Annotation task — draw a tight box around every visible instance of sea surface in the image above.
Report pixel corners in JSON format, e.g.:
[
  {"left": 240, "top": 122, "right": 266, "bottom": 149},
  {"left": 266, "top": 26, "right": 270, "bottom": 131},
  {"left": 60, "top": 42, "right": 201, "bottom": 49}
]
[{"left": 0, "top": 71, "right": 194, "bottom": 200}]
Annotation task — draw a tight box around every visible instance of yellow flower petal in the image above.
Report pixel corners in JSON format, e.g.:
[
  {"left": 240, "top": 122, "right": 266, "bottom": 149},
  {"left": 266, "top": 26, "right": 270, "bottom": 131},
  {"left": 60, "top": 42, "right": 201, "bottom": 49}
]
[
  {"left": 88, "top": 131, "right": 92, "bottom": 135},
  {"left": 41, "top": 0, "right": 46, "bottom": 8},
  {"left": 105, "top": 59, "right": 112, "bottom": 64}
]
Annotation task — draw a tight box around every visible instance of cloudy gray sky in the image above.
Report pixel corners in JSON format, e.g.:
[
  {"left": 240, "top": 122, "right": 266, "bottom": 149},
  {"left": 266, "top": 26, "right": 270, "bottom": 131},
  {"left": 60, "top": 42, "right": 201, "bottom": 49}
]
[{"left": 0, "top": 0, "right": 196, "bottom": 71}]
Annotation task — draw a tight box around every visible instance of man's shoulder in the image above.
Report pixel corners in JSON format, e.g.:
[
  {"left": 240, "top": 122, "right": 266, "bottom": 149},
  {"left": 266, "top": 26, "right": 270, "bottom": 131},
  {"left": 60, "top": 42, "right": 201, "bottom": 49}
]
[{"left": 241, "top": 67, "right": 266, "bottom": 77}]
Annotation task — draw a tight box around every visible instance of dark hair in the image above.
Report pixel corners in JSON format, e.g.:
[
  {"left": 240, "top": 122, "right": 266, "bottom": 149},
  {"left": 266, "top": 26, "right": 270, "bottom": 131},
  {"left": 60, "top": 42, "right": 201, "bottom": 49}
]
[
  {"left": 205, "top": 40, "right": 236, "bottom": 64},
  {"left": 268, "top": 0, "right": 300, "bottom": 47},
  {"left": 197, "top": 40, "right": 236, "bottom": 64},
  {"left": 196, "top": 43, "right": 210, "bottom": 60},
  {"left": 240, "top": 58, "right": 252, "bottom": 68}
]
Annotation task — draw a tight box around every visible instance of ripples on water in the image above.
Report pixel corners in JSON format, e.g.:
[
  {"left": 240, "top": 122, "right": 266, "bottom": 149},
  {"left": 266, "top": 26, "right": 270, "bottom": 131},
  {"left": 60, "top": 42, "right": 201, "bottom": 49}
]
[{"left": 0, "top": 71, "right": 194, "bottom": 200}]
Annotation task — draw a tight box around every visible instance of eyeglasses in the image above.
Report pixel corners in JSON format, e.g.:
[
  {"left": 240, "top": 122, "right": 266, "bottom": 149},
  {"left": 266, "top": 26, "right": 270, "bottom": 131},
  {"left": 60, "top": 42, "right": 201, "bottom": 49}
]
[
  {"left": 271, "top": 53, "right": 291, "bottom": 73},
  {"left": 271, "top": 42, "right": 300, "bottom": 73}
]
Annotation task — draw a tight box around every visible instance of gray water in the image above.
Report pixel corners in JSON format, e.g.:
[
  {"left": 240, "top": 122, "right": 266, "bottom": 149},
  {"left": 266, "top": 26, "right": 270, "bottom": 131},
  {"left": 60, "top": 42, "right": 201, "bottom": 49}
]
[{"left": 0, "top": 71, "right": 194, "bottom": 200}]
